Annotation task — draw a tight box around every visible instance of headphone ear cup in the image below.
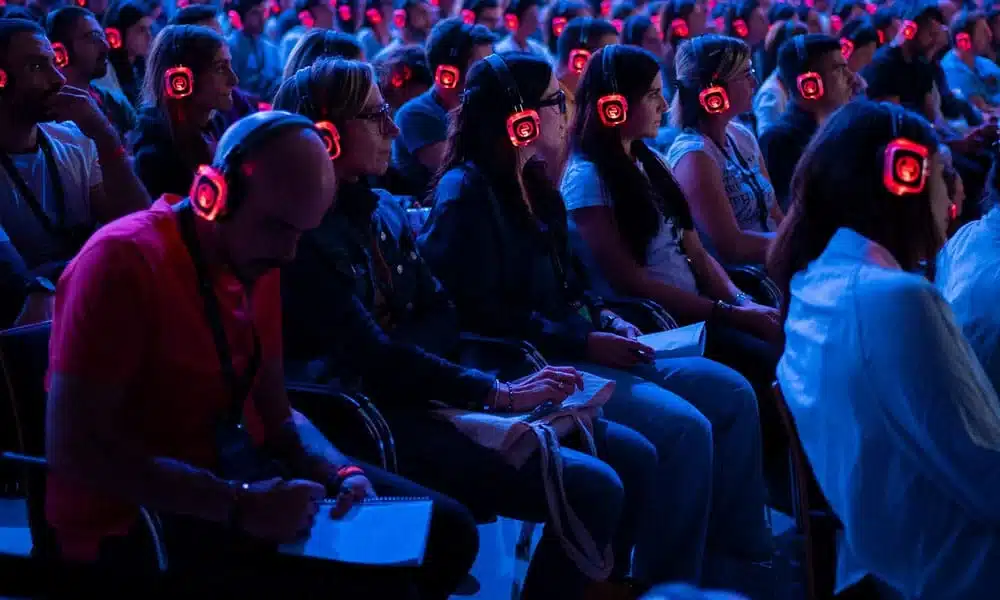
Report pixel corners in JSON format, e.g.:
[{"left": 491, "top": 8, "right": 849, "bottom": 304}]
[
  {"left": 435, "top": 65, "right": 460, "bottom": 89},
  {"left": 190, "top": 165, "right": 230, "bottom": 221},
  {"left": 315, "top": 121, "right": 342, "bottom": 159},
  {"left": 796, "top": 72, "right": 825, "bottom": 100},
  {"left": 883, "top": 138, "right": 929, "bottom": 196},
  {"left": 393, "top": 9, "right": 406, "bottom": 28},
  {"left": 506, "top": 109, "right": 541, "bottom": 147},
  {"left": 0, "top": 68, "right": 7, "bottom": 90},
  {"left": 52, "top": 42, "right": 70, "bottom": 68},
  {"left": 597, "top": 94, "right": 628, "bottom": 126},
  {"left": 698, "top": 85, "right": 730, "bottom": 113},
  {"left": 164, "top": 66, "right": 194, "bottom": 99}
]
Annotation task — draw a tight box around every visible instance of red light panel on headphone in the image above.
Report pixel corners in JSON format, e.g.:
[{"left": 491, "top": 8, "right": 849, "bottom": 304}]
[
  {"left": 435, "top": 64, "right": 460, "bottom": 88},
  {"left": 651, "top": 14, "right": 661, "bottom": 33},
  {"left": 600, "top": 0, "right": 611, "bottom": 16},
  {"left": 164, "top": 66, "right": 194, "bottom": 99},
  {"left": 52, "top": 43, "right": 69, "bottom": 68},
  {"left": 949, "top": 202, "right": 959, "bottom": 221},
  {"left": 393, "top": 8, "right": 406, "bottom": 28},
  {"left": 883, "top": 138, "right": 929, "bottom": 196},
  {"left": 228, "top": 9, "right": 243, "bottom": 30},
  {"left": 190, "top": 165, "right": 228, "bottom": 221},
  {"left": 671, "top": 18, "right": 689, "bottom": 38},
  {"left": 430, "top": 0, "right": 439, "bottom": 6},
  {"left": 714, "top": 16, "right": 724, "bottom": 30},
  {"left": 75, "top": 0, "right": 87, "bottom": 6},
  {"left": 461, "top": 8, "right": 475, "bottom": 23},
  {"left": 569, "top": 49, "right": 591, "bottom": 73},
  {"left": 391, "top": 64, "right": 412, "bottom": 87},
  {"left": 612, "top": 18, "right": 623, "bottom": 33},
  {"left": 733, "top": 18, "right": 748, "bottom": 37},
  {"left": 0, "top": 69, "right": 7, "bottom": 89},
  {"left": 597, "top": 94, "right": 628, "bottom": 127},
  {"left": 315, "top": 121, "right": 342, "bottom": 159},
  {"left": 298, "top": 9, "right": 314, "bottom": 26},
  {"left": 505, "top": 13, "right": 519, "bottom": 30},
  {"left": 699, "top": 85, "right": 729, "bottom": 113},
  {"left": 796, "top": 72, "right": 824, "bottom": 99},
  {"left": 338, "top": 4, "right": 351, "bottom": 20},
  {"left": 257, "top": 101, "right": 272, "bottom": 111},
  {"left": 840, "top": 38, "right": 854, "bottom": 60},
  {"left": 177, "top": 0, "right": 189, "bottom": 6},
  {"left": 830, "top": 15, "right": 842, "bottom": 32},
  {"left": 366, "top": 7, "right": 382, "bottom": 23},
  {"left": 901, "top": 20, "right": 917, "bottom": 40},
  {"left": 956, "top": 32, "right": 972, "bottom": 52},
  {"left": 877, "top": 29, "right": 885, "bottom": 44},
  {"left": 270, "top": 0, "right": 280, "bottom": 14},
  {"left": 552, "top": 16, "right": 567, "bottom": 36},
  {"left": 105, "top": 27, "right": 122, "bottom": 49},
  {"left": 865, "top": 2, "right": 875, "bottom": 14},
  {"left": 506, "top": 109, "right": 540, "bottom": 147},
  {"left": 0, "top": 0, "right": 6, "bottom": 6}
]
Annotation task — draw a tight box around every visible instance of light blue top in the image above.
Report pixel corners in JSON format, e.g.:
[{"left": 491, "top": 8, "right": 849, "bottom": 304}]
[
  {"left": 778, "top": 227, "right": 1000, "bottom": 600},
  {"left": 941, "top": 49, "right": 1000, "bottom": 106},
  {"left": 937, "top": 206, "right": 1000, "bottom": 395}
]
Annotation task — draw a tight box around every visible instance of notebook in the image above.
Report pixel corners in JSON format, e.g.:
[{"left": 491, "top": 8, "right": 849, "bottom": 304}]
[
  {"left": 637, "top": 322, "right": 707, "bottom": 360},
  {"left": 279, "top": 497, "right": 433, "bottom": 567}
]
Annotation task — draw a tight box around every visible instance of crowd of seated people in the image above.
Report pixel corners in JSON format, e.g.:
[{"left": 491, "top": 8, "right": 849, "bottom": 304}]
[{"left": 4, "top": 0, "right": 1000, "bottom": 597}]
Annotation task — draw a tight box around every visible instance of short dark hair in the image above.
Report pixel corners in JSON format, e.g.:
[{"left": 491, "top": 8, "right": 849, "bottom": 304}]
[
  {"left": 950, "top": 9, "right": 985, "bottom": 38},
  {"left": 840, "top": 15, "right": 879, "bottom": 46},
  {"left": 468, "top": 0, "right": 501, "bottom": 16},
  {"left": 0, "top": 17, "right": 45, "bottom": 60},
  {"left": 557, "top": 17, "right": 617, "bottom": 65},
  {"left": 621, "top": 14, "right": 653, "bottom": 45},
  {"left": 45, "top": 6, "right": 94, "bottom": 45},
  {"left": 768, "top": 2, "right": 796, "bottom": 23},
  {"left": 425, "top": 17, "right": 495, "bottom": 74},
  {"left": 231, "top": 0, "right": 267, "bottom": 17},
  {"left": 777, "top": 33, "right": 841, "bottom": 94},
  {"left": 506, "top": 0, "right": 542, "bottom": 19},
  {"left": 833, "top": 0, "right": 864, "bottom": 20},
  {"left": 899, "top": 0, "right": 944, "bottom": 26},
  {"left": 373, "top": 43, "right": 433, "bottom": 89},
  {"left": 170, "top": 5, "right": 219, "bottom": 25}
]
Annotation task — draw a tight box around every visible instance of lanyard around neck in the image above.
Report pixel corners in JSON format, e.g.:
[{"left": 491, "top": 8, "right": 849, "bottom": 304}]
[{"left": 0, "top": 128, "right": 70, "bottom": 237}]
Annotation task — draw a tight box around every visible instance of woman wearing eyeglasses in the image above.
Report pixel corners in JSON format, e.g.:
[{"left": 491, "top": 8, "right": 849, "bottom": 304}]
[{"left": 667, "top": 35, "right": 783, "bottom": 269}]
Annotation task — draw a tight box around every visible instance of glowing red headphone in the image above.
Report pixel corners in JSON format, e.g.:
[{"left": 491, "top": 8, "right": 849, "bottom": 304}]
[
  {"left": 505, "top": 13, "right": 519, "bottom": 30},
  {"left": 552, "top": 16, "right": 567, "bottom": 36},
  {"left": 794, "top": 38, "right": 824, "bottom": 100},
  {"left": 597, "top": 45, "right": 628, "bottom": 127},
  {"left": 294, "top": 68, "right": 342, "bottom": 160},
  {"left": 391, "top": 64, "right": 412, "bottom": 87},
  {"left": 671, "top": 18, "right": 689, "bottom": 38},
  {"left": 865, "top": 2, "right": 875, "bottom": 14},
  {"left": 829, "top": 15, "right": 842, "bottom": 32},
  {"left": 600, "top": 0, "right": 611, "bottom": 17},
  {"left": 732, "top": 18, "right": 748, "bottom": 37},
  {"left": 484, "top": 54, "right": 540, "bottom": 147},
  {"left": 228, "top": 9, "right": 243, "bottom": 30},
  {"left": 338, "top": 3, "right": 352, "bottom": 21},
  {"left": 52, "top": 42, "right": 70, "bottom": 68},
  {"left": 0, "top": 69, "right": 7, "bottom": 90},
  {"left": 569, "top": 19, "right": 593, "bottom": 75},
  {"left": 877, "top": 29, "right": 885, "bottom": 44},
  {"left": 956, "top": 32, "right": 972, "bottom": 52},
  {"left": 697, "top": 38, "right": 730, "bottom": 115},
  {"left": 461, "top": 8, "right": 475, "bottom": 23},
  {"left": 298, "top": 9, "right": 315, "bottom": 27},
  {"left": 840, "top": 37, "right": 854, "bottom": 59},
  {"left": 435, "top": 64, "right": 460, "bottom": 88},
  {"left": 883, "top": 108, "right": 929, "bottom": 196},
  {"left": 393, "top": 8, "right": 406, "bottom": 28},
  {"left": 366, "top": 6, "right": 383, "bottom": 24},
  {"left": 611, "top": 18, "right": 623, "bottom": 33},
  {"left": 105, "top": 27, "right": 122, "bottom": 49},
  {"left": 163, "top": 37, "right": 194, "bottom": 99},
  {"left": 177, "top": 0, "right": 189, "bottom": 7},
  {"left": 901, "top": 19, "right": 917, "bottom": 40},
  {"left": 650, "top": 14, "right": 661, "bottom": 33}
]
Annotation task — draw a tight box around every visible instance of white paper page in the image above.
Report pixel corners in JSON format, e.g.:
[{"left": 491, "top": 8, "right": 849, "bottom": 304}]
[{"left": 637, "top": 322, "right": 707, "bottom": 359}]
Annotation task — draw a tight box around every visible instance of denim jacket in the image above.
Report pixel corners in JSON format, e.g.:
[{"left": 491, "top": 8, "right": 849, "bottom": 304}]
[
  {"left": 418, "top": 162, "right": 603, "bottom": 361},
  {"left": 281, "top": 180, "right": 494, "bottom": 410}
]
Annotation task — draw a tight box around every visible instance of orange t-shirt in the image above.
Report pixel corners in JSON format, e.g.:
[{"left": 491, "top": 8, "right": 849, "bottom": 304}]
[{"left": 46, "top": 196, "right": 282, "bottom": 561}]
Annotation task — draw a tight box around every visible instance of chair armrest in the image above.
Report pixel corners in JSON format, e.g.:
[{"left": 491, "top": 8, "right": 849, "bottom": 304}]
[
  {"left": 0, "top": 451, "right": 47, "bottom": 468},
  {"left": 458, "top": 333, "right": 547, "bottom": 372},
  {"left": 286, "top": 382, "right": 398, "bottom": 473},
  {"left": 603, "top": 297, "right": 679, "bottom": 333},
  {"left": 726, "top": 265, "right": 783, "bottom": 309}
]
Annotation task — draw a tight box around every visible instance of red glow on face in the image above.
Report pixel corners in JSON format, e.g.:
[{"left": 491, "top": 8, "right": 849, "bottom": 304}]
[
  {"left": 506, "top": 109, "right": 540, "bottom": 147},
  {"left": 505, "top": 13, "right": 519, "bottom": 30},
  {"left": 391, "top": 64, "right": 412, "bottom": 87},
  {"left": 796, "top": 72, "right": 824, "bottom": 99},
  {"left": 105, "top": 28, "right": 122, "bottom": 49},
  {"left": 338, "top": 4, "right": 351, "bottom": 20},
  {"left": 597, "top": 94, "right": 628, "bottom": 126},
  {"left": 366, "top": 7, "right": 383, "bottom": 24},
  {"left": 299, "top": 9, "right": 315, "bottom": 27},
  {"left": 569, "top": 48, "right": 591, "bottom": 73},
  {"left": 228, "top": 9, "right": 243, "bottom": 30},
  {"left": 315, "top": 121, "right": 342, "bottom": 159},
  {"left": 901, "top": 19, "right": 917, "bottom": 40},
  {"left": 435, "top": 64, "right": 460, "bottom": 88},
  {"left": 190, "top": 165, "right": 228, "bottom": 221},
  {"left": 671, "top": 18, "right": 689, "bottom": 38},
  {"left": 461, "top": 8, "right": 475, "bottom": 23},
  {"left": 52, "top": 43, "right": 69, "bottom": 68},
  {"left": 733, "top": 18, "right": 748, "bottom": 37},
  {"left": 393, "top": 8, "right": 406, "bottom": 28},
  {"left": 699, "top": 86, "right": 729, "bottom": 113},
  {"left": 956, "top": 32, "right": 972, "bottom": 52},
  {"left": 829, "top": 15, "right": 842, "bottom": 32},
  {"left": 552, "top": 16, "right": 567, "bottom": 36},
  {"left": 840, "top": 38, "right": 854, "bottom": 60},
  {"left": 164, "top": 66, "right": 194, "bottom": 99},
  {"left": 883, "top": 138, "right": 929, "bottom": 196},
  {"left": 600, "top": 0, "right": 611, "bottom": 17}
]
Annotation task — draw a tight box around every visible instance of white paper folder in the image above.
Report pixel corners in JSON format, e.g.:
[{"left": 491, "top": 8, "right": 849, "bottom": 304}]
[{"left": 637, "top": 322, "right": 707, "bottom": 360}]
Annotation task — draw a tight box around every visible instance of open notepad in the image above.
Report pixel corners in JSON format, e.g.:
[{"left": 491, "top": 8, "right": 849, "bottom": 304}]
[
  {"left": 637, "top": 322, "right": 707, "bottom": 360},
  {"left": 279, "top": 497, "right": 433, "bottom": 567}
]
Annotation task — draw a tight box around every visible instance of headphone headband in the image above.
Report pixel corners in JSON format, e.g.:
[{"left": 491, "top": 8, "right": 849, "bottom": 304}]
[
  {"left": 485, "top": 53, "right": 525, "bottom": 111},
  {"left": 215, "top": 111, "right": 318, "bottom": 172}
]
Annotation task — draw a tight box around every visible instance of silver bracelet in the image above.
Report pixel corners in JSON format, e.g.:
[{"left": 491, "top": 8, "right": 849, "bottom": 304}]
[{"left": 733, "top": 291, "right": 752, "bottom": 306}]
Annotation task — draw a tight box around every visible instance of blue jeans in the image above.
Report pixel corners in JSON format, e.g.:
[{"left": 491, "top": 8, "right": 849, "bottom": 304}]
[{"left": 575, "top": 357, "right": 771, "bottom": 585}]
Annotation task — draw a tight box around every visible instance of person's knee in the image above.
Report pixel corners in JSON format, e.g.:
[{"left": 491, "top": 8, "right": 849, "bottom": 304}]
[
  {"left": 427, "top": 496, "right": 480, "bottom": 578},
  {"left": 674, "top": 407, "right": 714, "bottom": 466},
  {"left": 563, "top": 456, "right": 626, "bottom": 536}
]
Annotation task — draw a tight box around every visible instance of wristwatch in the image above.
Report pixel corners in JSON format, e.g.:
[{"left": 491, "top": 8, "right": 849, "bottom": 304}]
[{"left": 26, "top": 276, "right": 55, "bottom": 295}]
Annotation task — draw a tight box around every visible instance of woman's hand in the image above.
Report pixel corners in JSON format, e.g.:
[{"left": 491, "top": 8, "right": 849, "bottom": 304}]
[
  {"left": 493, "top": 366, "right": 585, "bottom": 412},
  {"left": 586, "top": 332, "right": 654, "bottom": 368},
  {"left": 729, "top": 303, "right": 782, "bottom": 342}
]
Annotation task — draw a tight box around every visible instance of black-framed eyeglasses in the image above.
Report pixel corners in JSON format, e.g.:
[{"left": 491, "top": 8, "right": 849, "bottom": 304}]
[
  {"left": 534, "top": 89, "right": 567, "bottom": 115},
  {"left": 354, "top": 102, "right": 394, "bottom": 134}
]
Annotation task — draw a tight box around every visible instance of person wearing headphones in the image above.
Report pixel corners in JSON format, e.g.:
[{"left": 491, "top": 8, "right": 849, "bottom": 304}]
[
  {"left": 356, "top": 0, "right": 394, "bottom": 58},
  {"left": 667, "top": 35, "right": 783, "bottom": 267},
  {"left": 373, "top": 43, "right": 432, "bottom": 116},
  {"left": 392, "top": 17, "right": 495, "bottom": 197},
  {"left": 838, "top": 15, "right": 879, "bottom": 73},
  {"left": 46, "top": 110, "right": 480, "bottom": 597},
  {"left": 559, "top": 44, "right": 775, "bottom": 595},
  {"left": 281, "top": 29, "right": 363, "bottom": 78},
  {"left": 555, "top": 17, "right": 618, "bottom": 126},
  {"left": 45, "top": 6, "right": 138, "bottom": 139},
  {"left": 760, "top": 34, "right": 858, "bottom": 211},
  {"left": 543, "top": 0, "right": 592, "bottom": 56},
  {"left": 227, "top": 0, "right": 282, "bottom": 103},
  {"left": 770, "top": 100, "right": 1000, "bottom": 600},
  {"left": 465, "top": 0, "right": 504, "bottom": 31},
  {"left": 418, "top": 50, "right": 767, "bottom": 591},
  {"left": 752, "top": 19, "right": 807, "bottom": 135},
  {"left": 274, "top": 57, "right": 657, "bottom": 600},
  {"left": 942, "top": 10, "right": 1000, "bottom": 113},
  {"left": 0, "top": 19, "right": 149, "bottom": 328},
  {"left": 495, "top": 0, "right": 553, "bottom": 61},
  {"left": 97, "top": 0, "right": 154, "bottom": 106},
  {"left": 371, "top": 0, "right": 437, "bottom": 61},
  {"left": 276, "top": 0, "right": 335, "bottom": 66},
  {"left": 130, "top": 25, "right": 237, "bottom": 200}
]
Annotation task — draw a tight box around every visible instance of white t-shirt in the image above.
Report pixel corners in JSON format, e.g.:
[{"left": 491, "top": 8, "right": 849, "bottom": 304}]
[
  {"left": 0, "top": 121, "right": 102, "bottom": 268},
  {"left": 560, "top": 153, "right": 699, "bottom": 296},
  {"left": 666, "top": 122, "right": 777, "bottom": 259}
]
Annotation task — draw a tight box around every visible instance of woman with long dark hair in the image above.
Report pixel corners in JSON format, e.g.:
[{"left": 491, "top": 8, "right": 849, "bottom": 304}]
[
  {"left": 419, "top": 51, "right": 772, "bottom": 590},
  {"left": 100, "top": 0, "right": 154, "bottom": 106},
  {"left": 769, "top": 100, "right": 1000, "bottom": 599},
  {"left": 129, "top": 25, "right": 237, "bottom": 199}
]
